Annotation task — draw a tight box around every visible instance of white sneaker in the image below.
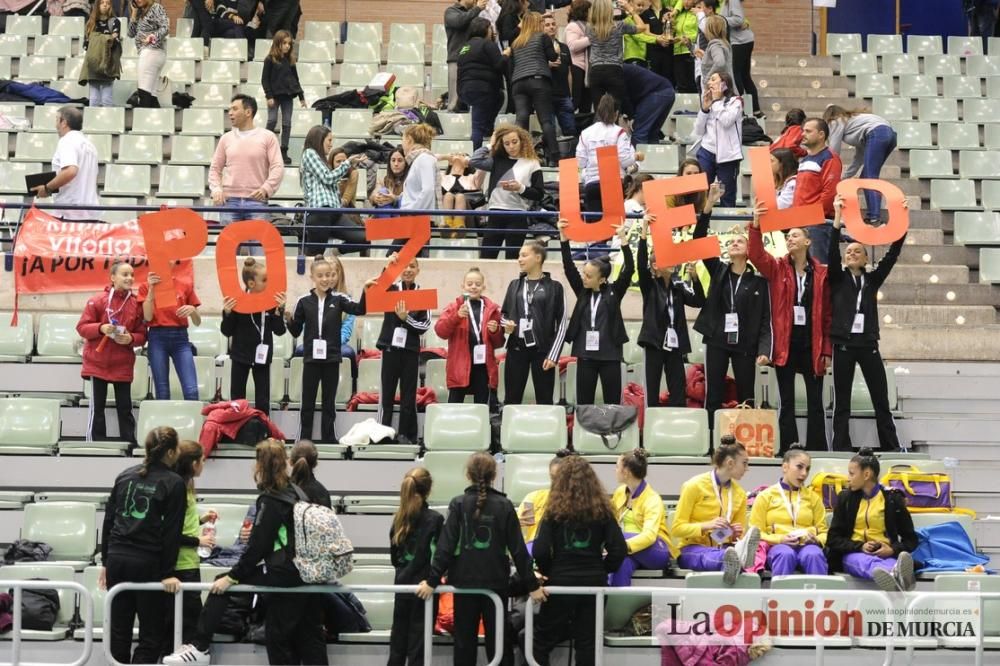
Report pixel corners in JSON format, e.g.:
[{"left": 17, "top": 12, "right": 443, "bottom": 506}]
[
  {"left": 163, "top": 644, "right": 210, "bottom": 665},
  {"left": 722, "top": 546, "right": 741, "bottom": 586},
  {"left": 734, "top": 526, "right": 761, "bottom": 569},
  {"left": 894, "top": 551, "right": 916, "bottom": 592},
  {"left": 872, "top": 567, "right": 900, "bottom": 593}
]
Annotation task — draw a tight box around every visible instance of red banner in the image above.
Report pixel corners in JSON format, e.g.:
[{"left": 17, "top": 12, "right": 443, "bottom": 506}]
[{"left": 13, "top": 207, "right": 150, "bottom": 294}]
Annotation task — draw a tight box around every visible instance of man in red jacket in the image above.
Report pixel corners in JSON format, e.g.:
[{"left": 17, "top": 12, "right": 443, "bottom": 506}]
[
  {"left": 748, "top": 204, "right": 832, "bottom": 455},
  {"left": 792, "top": 117, "right": 843, "bottom": 264}
]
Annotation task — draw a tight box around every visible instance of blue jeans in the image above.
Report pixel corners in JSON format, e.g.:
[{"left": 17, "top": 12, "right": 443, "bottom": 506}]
[
  {"left": 220, "top": 197, "right": 268, "bottom": 256},
  {"left": 148, "top": 327, "right": 199, "bottom": 400},
  {"left": 632, "top": 89, "right": 675, "bottom": 144},
  {"left": 461, "top": 84, "right": 502, "bottom": 149},
  {"left": 809, "top": 220, "right": 834, "bottom": 266},
  {"left": 861, "top": 125, "right": 898, "bottom": 220},
  {"left": 696, "top": 147, "right": 739, "bottom": 207},
  {"left": 551, "top": 95, "right": 576, "bottom": 139}
]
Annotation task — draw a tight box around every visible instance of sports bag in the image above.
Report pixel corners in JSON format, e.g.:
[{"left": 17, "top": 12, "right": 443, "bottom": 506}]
[
  {"left": 290, "top": 485, "right": 355, "bottom": 583},
  {"left": 575, "top": 405, "right": 638, "bottom": 450},
  {"left": 810, "top": 472, "right": 848, "bottom": 511},
  {"left": 881, "top": 465, "right": 954, "bottom": 510},
  {"left": 18, "top": 582, "right": 59, "bottom": 631}
]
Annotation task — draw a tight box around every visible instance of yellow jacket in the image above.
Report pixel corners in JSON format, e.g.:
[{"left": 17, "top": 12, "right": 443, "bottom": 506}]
[
  {"left": 672, "top": 471, "right": 748, "bottom": 556},
  {"left": 749, "top": 481, "right": 829, "bottom": 547},
  {"left": 517, "top": 489, "right": 550, "bottom": 544},
  {"left": 611, "top": 481, "right": 670, "bottom": 555}
]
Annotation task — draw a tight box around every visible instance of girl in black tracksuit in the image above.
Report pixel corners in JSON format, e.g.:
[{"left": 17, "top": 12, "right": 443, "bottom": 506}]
[
  {"left": 416, "top": 452, "right": 545, "bottom": 666},
  {"left": 828, "top": 195, "right": 906, "bottom": 452},
  {"left": 221, "top": 258, "right": 287, "bottom": 414},
  {"left": 102, "top": 426, "right": 186, "bottom": 666},
  {"left": 389, "top": 468, "right": 444, "bottom": 666},
  {"left": 559, "top": 221, "right": 634, "bottom": 404},
  {"left": 637, "top": 216, "right": 707, "bottom": 407},
  {"left": 285, "top": 255, "right": 372, "bottom": 443},
  {"left": 692, "top": 200, "right": 773, "bottom": 431},
  {"left": 376, "top": 258, "right": 431, "bottom": 445},
  {"left": 500, "top": 239, "right": 567, "bottom": 405}
]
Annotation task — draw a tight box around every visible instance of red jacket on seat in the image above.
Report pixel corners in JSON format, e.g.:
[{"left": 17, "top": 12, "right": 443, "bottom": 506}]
[
  {"left": 199, "top": 400, "right": 285, "bottom": 458},
  {"left": 433, "top": 296, "right": 505, "bottom": 389}
]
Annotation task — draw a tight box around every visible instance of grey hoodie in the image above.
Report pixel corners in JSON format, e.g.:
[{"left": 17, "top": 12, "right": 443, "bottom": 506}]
[{"left": 720, "top": 0, "right": 754, "bottom": 46}]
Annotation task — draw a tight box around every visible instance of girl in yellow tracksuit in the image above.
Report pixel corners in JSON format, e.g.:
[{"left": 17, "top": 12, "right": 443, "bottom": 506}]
[
  {"left": 516, "top": 451, "right": 572, "bottom": 554},
  {"left": 609, "top": 449, "right": 670, "bottom": 587},
  {"left": 672, "top": 437, "right": 759, "bottom": 585},
  {"left": 609, "top": 448, "right": 671, "bottom": 586},
  {"left": 749, "top": 447, "right": 830, "bottom": 575}
]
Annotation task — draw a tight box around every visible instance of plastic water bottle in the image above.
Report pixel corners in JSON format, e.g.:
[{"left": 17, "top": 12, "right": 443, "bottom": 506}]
[{"left": 197, "top": 520, "right": 216, "bottom": 558}]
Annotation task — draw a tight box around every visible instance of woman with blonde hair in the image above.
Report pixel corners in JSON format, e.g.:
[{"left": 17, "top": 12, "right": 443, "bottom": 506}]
[
  {"left": 164, "top": 439, "right": 328, "bottom": 665},
  {"left": 586, "top": 0, "right": 648, "bottom": 114},
  {"left": 468, "top": 124, "right": 546, "bottom": 259},
  {"left": 700, "top": 14, "right": 733, "bottom": 85},
  {"left": 509, "top": 11, "right": 561, "bottom": 166}
]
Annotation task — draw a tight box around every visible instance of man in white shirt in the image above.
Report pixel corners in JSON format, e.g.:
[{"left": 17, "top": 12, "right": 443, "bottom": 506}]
[{"left": 31, "top": 106, "right": 100, "bottom": 220}]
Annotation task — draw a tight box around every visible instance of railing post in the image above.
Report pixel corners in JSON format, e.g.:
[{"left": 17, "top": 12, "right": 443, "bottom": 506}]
[
  {"left": 593, "top": 589, "right": 604, "bottom": 666},
  {"left": 11, "top": 585, "right": 22, "bottom": 666},
  {"left": 423, "top": 595, "right": 434, "bottom": 666},
  {"left": 173, "top": 589, "right": 184, "bottom": 653}
]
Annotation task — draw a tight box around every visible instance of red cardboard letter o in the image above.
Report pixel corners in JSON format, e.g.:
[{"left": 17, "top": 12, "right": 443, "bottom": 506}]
[{"left": 215, "top": 220, "right": 288, "bottom": 313}]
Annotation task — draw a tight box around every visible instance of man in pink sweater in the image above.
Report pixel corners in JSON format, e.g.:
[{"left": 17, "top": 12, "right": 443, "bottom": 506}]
[{"left": 209, "top": 94, "right": 285, "bottom": 254}]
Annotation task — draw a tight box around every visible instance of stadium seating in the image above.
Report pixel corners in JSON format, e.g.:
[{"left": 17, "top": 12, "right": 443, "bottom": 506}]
[
  {"left": 499, "top": 404, "right": 567, "bottom": 453},
  {"left": 422, "top": 403, "right": 490, "bottom": 451},
  {"left": 136, "top": 400, "right": 204, "bottom": 443},
  {"left": 21, "top": 501, "right": 96, "bottom": 568},
  {"left": 0, "top": 398, "right": 61, "bottom": 454},
  {"left": 0, "top": 564, "right": 75, "bottom": 640}
]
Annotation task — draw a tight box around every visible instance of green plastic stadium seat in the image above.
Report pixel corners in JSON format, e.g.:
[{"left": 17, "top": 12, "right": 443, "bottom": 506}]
[
  {"left": 503, "top": 453, "right": 553, "bottom": 505},
  {"left": 136, "top": 400, "right": 204, "bottom": 443},
  {"left": 853, "top": 74, "right": 893, "bottom": 97},
  {"left": 937, "top": 122, "right": 982, "bottom": 150},
  {"left": 432, "top": 41, "right": 448, "bottom": 64},
  {"left": 987, "top": 124, "right": 1000, "bottom": 151},
  {"left": 948, "top": 36, "right": 984, "bottom": 56},
  {"left": 572, "top": 413, "right": 639, "bottom": 459},
  {"left": 422, "top": 358, "right": 448, "bottom": 403},
  {"left": 967, "top": 55, "right": 1000, "bottom": 77},
  {"left": 305, "top": 21, "right": 341, "bottom": 43},
  {"left": 355, "top": 357, "right": 380, "bottom": 395},
  {"left": 181, "top": 108, "right": 225, "bottom": 136},
  {"left": 912, "top": 513, "right": 974, "bottom": 542},
  {"left": 83, "top": 107, "right": 125, "bottom": 134},
  {"left": 297, "top": 40, "right": 336, "bottom": 63},
  {"left": 496, "top": 359, "right": 538, "bottom": 404},
  {"left": 500, "top": 404, "right": 567, "bottom": 454},
  {"left": 959, "top": 150, "right": 1000, "bottom": 179},
  {"left": 188, "top": 316, "right": 227, "bottom": 357},
  {"left": 907, "top": 35, "right": 943, "bottom": 55},
  {"left": 158, "top": 165, "right": 207, "bottom": 198},
  {"left": 387, "top": 42, "right": 423, "bottom": 65},
  {"left": 955, "top": 211, "right": 1000, "bottom": 242},
  {"left": 390, "top": 23, "right": 426, "bottom": 46},
  {"left": 22, "top": 501, "right": 96, "bottom": 565},
  {"left": 908, "top": 150, "right": 955, "bottom": 179},
  {"left": 341, "top": 42, "right": 380, "bottom": 65},
  {"left": 209, "top": 38, "right": 247, "bottom": 61},
  {"left": 12, "top": 132, "right": 58, "bottom": 162},
  {"left": 339, "top": 63, "right": 378, "bottom": 89},
  {"left": 34, "top": 35, "right": 73, "bottom": 58},
  {"left": 429, "top": 63, "right": 448, "bottom": 94},
  {"left": 200, "top": 59, "right": 240, "bottom": 84},
  {"left": 80, "top": 354, "right": 150, "bottom": 405},
  {"left": 0, "top": 398, "right": 61, "bottom": 453},
  {"left": 339, "top": 566, "right": 395, "bottom": 640},
  {"left": 424, "top": 450, "right": 475, "bottom": 504},
  {"left": 273, "top": 167, "right": 303, "bottom": 200},
  {"left": 290, "top": 108, "right": 321, "bottom": 137},
  {"left": 0, "top": 56, "right": 10, "bottom": 79},
  {"left": 639, "top": 144, "right": 680, "bottom": 173},
  {"left": 117, "top": 134, "right": 164, "bottom": 165},
  {"left": 894, "top": 121, "right": 933, "bottom": 149},
  {"left": 423, "top": 403, "right": 490, "bottom": 451},
  {"left": 878, "top": 53, "right": 918, "bottom": 76},
  {"left": 188, "top": 83, "right": 234, "bottom": 107},
  {"left": 49, "top": 16, "right": 86, "bottom": 37},
  {"left": 0, "top": 312, "right": 32, "bottom": 361},
  {"left": 193, "top": 502, "right": 249, "bottom": 546},
  {"left": 391, "top": 64, "right": 424, "bottom": 88},
  {"left": 898, "top": 74, "right": 938, "bottom": 97},
  {"left": 7, "top": 15, "right": 42, "bottom": 35},
  {"left": 839, "top": 53, "right": 876, "bottom": 76},
  {"left": 918, "top": 97, "right": 959, "bottom": 122},
  {"left": 868, "top": 34, "right": 903, "bottom": 54},
  {"left": 923, "top": 55, "right": 962, "bottom": 77},
  {"left": 434, "top": 139, "right": 474, "bottom": 155},
  {"left": 963, "top": 98, "right": 1000, "bottom": 123},
  {"left": 0, "top": 564, "right": 74, "bottom": 640},
  {"left": 162, "top": 58, "right": 196, "bottom": 84},
  {"left": 0, "top": 35, "right": 28, "bottom": 58},
  {"left": 982, "top": 180, "right": 1000, "bottom": 210},
  {"left": 347, "top": 22, "right": 382, "bottom": 44},
  {"left": 219, "top": 357, "right": 286, "bottom": 406},
  {"left": 297, "top": 62, "right": 331, "bottom": 86},
  {"left": 934, "top": 574, "right": 1000, "bottom": 647},
  {"left": 643, "top": 407, "right": 709, "bottom": 458},
  {"left": 75, "top": 566, "right": 109, "bottom": 639},
  {"left": 331, "top": 108, "right": 374, "bottom": 138},
  {"left": 102, "top": 164, "right": 152, "bottom": 197},
  {"left": 826, "top": 33, "right": 861, "bottom": 55},
  {"left": 436, "top": 112, "right": 472, "bottom": 139},
  {"left": 981, "top": 248, "right": 1000, "bottom": 282},
  {"left": 170, "top": 135, "right": 217, "bottom": 165},
  {"left": 168, "top": 355, "right": 216, "bottom": 401},
  {"left": 167, "top": 36, "right": 204, "bottom": 60},
  {"left": 130, "top": 107, "right": 175, "bottom": 135},
  {"left": 930, "top": 179, "right": 978, "bottom": 210},
  {"left": 286, "top": 357, "right": 353, "bottom": 407},
  {"left": 18, "top": 56, "right": 59, "bottom": 81},
  {"left": 0, "top": 161, "right": 42, "bottom": 194},
  {"left": 35, "top": 314, "right": 82, "bottom": 362},
  {"left": 943, "top": 75, "right": 983, "bottom": 98},
  {"left": 850, "top": 365, "right": 897, "bottom": 413}
]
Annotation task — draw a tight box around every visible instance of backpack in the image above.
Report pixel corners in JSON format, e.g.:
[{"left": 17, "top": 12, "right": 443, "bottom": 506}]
[
  {"left": 290, "top": 485, "right": 355, "bottom": 584},
  {"left": 18, "top": 582, "right": 59, "bottom": 631},
  {"left": 741, "top": 116, "right": 772, "bottom": 145},
  {"left": 575, "top": 405, "right": 638, "bottom": 450},
  {"left": 810, "top": 472, "right": 848, "bottom": 511}
]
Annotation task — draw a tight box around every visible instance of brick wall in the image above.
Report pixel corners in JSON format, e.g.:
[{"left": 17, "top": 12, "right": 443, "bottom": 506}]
[{"left": 161, "top": 0, "right": 814, "bottom": 54}]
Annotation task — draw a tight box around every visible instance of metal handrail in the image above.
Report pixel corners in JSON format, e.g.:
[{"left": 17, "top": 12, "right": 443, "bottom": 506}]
[
  {"left": 102, "top": 581, "right": 503, "bottom": 666},
  {"left": 523, "top": 586, "right": 898, "bottom": 666},
  {"left": 0, "top": 579, "right": 93, "bottom": 666}
]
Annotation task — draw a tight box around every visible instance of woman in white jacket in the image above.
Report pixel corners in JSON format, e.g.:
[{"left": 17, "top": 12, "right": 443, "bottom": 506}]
[
  {"left": 695, "top": 71, "right": 742, "bottom": 207},
  {"left": 577, "top": 94, "right": 638, "bottom": 214}
]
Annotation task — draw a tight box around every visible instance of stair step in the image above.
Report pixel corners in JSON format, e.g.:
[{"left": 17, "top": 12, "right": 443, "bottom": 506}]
[
  {"left": 753, "top": 54, "right": 837, "bottom": 69},
  {"left": 879, "top": 304, "right": 995, "bottom": 325},
  {"left": 898, "top": 244, "right": 979, "bottom": 267},
  {"left": 759, "top": 87, "right": 851, "bottom": 98},
  {"left": 752, "top": 66, "right": 835, "bottom": 77},
  {"left": 888, "top": 264, "right": 970, "bottom": 284},
  {"left": 881, "top": 324, "right": 1000, "bottom": 360},
  {"left": 899, "top": 374, "right": 1000, "bottom": 397},
  {"left": 875, "top": 282, "right": 1000, "bottom": 307}
]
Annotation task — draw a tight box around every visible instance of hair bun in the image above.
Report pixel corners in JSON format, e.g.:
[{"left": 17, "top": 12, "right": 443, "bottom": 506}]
[
  {"left": 856, "top": 447, "right": 876, "bottom": 457},
  {"left": 313, "top": 254, "right": 326, "bottom": 262},
  {"left": 632, "top": 448, "right": 648, "bottom": 462},
  {"left": 243, "top": 257, "right": 257, "bottom": 267}
]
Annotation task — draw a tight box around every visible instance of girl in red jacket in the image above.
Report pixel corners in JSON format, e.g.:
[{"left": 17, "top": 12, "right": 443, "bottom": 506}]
[
  {"left": 77, "top": 260, "right": 147, "bottom": 445},
  {"left": 434, "top": 267, "right": 505, "bottom": 404}
]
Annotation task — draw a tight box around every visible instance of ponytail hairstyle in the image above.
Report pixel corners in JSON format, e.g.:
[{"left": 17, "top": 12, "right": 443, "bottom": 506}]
[
  {"left": 254, "top": 438, "right": 290, "bottom": 494},
  {"left": 466, "top": 451, "right": 497, "bottom": 520},
  {"left": 782, "top": 445, "right": 811, "bottom": 464},
  {"left": 522, "top": 239, "right": 548, "bottom": 264},
  {"left": 310, "top": 254, "right": 330, "bottom": 275},
  {"left": 391, "top": 467, "right": 433, "bottom": 546},
  {"left": 585, "top": 255, "right": 613, "bottom": 283},
  {"left": 784, "top": 108, "right": 806, "bottom": 128},
  {"left": 140, "top": 426, "right": 179, "bottom": 477},
  {"left": 851, "top": 447, "right": 880, "bottom": 480},
  {"left": 619, "top": 448, "right": 649, "bottom": 480},
  {"left": 713, "top": 434, "right": 746, "bottom": 467},
  {"left": 241, "top": 257, "right": 264, "bottom": 288},
  {"left": 173, "top": 440, "right": 204, "bottom": 489},
  {"left": 290, "top": 440, "right": 319, "bottom": 486}
]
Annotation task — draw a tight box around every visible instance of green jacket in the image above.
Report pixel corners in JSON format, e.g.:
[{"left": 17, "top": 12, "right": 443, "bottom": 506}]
[
  {"left": 671, "top": 0, "right": 698, "bottom": 56},
  {"left": 623, "top": 16, "right": 659, "bottom": 62}
]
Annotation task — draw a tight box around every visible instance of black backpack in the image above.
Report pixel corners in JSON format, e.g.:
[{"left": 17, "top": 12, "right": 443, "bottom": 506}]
[
  {"left": 18, "top": 582, "right": 59, "bottom": 631},
  {"left": 575, "top": 405, "right": 638, "bottom": 450},
  {"left": 741, "top": 116, "right": 772, "bottom": 146}
]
